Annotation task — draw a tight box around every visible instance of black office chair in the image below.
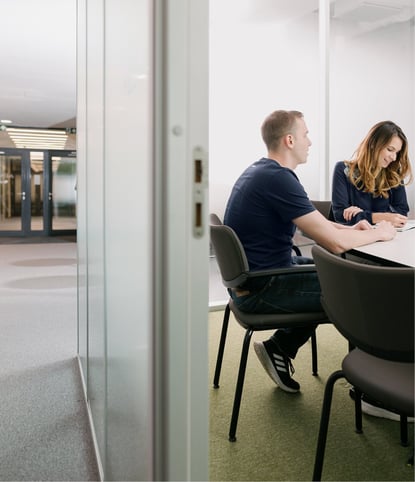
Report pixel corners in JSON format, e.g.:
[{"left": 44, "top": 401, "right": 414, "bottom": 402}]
[
  {"left": 210, "top": 213, "right": 330, "bottom": 441},
  {"left": 311, "top": 245, "right": 414, "bottom": 481},
  {"left": 311, "top": 200, "right": 334, "bottom": 221}
]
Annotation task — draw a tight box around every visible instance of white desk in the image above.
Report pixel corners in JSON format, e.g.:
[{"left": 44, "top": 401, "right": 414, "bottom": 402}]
[{"left": 349, "top": 228, "right": 415, "bottom": 268}]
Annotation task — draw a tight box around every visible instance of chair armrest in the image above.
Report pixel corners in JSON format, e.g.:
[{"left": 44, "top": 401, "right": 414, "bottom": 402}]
[{"left": 247, "top": 264, "right": 317, "bottom": 278}]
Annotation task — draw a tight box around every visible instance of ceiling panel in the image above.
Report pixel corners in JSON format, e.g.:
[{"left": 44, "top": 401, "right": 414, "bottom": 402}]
[{"left": 0, "top": 0, "right": 76, "bottom": 129}]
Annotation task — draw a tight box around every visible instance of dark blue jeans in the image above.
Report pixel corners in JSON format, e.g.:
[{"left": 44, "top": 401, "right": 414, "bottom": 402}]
[{"left": 229, "top": 256, "right": 321, "bottom": 358}]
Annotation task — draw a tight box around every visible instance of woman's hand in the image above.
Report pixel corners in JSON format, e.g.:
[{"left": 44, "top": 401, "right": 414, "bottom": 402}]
[
  {"left": 343, "top": 206, "right": 363, "bottom": 221},
  {"left": 372, "top": 212, "right": 408, "bottom": 228}
]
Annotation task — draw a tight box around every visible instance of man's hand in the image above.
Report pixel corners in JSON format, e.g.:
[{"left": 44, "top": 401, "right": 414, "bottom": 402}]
[
  {"left": 352, "top": 219, "right": 372, "bottom": 230},
  {"left": 372, "top": 220, "right": 396, "bottom": 241}
]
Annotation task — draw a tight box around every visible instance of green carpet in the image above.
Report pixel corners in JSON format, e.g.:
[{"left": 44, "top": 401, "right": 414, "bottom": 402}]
[{"left": 209, "top": 310, "right": 414, "bottom": 481}]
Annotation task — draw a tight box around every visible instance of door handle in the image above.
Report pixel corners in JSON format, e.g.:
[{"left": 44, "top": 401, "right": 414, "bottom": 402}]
[
  {"left": 48, "top": 192, "right": 52, "bottom": 200},
  {"left": 20, "top": 192, "right": 26, "bottom": 200}
]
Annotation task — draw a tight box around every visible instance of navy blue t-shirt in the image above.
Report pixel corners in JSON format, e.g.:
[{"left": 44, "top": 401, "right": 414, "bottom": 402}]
[{"left": 224, "top": 158, "right": 315, "bottom": 271}]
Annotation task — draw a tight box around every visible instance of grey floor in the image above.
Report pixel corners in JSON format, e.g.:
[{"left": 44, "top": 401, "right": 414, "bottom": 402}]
[
  {"left": 0, "top": 232, "right": 312, "bottom": 481},
  {"left": 0, "top": 241, "right": 99, "bottom": 481}
]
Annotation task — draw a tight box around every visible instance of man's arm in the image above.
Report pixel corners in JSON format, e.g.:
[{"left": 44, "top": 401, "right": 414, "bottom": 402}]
[{"left": 294, "top": 210, "right": 396, "bottom": 254}]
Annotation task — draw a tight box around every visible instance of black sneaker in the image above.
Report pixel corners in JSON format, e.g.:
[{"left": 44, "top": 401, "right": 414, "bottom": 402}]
[{"left": 253, "top": 340, "right": 300, "bottom": 393}]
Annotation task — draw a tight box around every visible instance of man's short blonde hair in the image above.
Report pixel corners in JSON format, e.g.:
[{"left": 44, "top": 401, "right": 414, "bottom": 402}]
[{"left": 261, "top": 110, "right": 303, "bottom": 151}]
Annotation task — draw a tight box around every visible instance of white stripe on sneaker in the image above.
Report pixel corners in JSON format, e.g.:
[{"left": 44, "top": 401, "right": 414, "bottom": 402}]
[
  {"left": 253, "top": 341, "right": 300, "bottom": 393},
  {"left": 273, "top": 353, "right": 288, "bottom": 372}
]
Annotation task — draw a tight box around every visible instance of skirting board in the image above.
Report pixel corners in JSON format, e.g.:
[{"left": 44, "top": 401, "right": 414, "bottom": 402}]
[{"left": 76, "top": 355, "right": 104, "bottom": 482}]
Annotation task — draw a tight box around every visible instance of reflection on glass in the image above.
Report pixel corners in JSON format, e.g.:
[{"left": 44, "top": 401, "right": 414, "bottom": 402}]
[
  {"left": 0, "top": 154, "right": 22, "bottom": 231},
  {"left": 52, "top": 155, "right": 77, "bottom": 230},
  {"left": 30, "top": 151, "right": 44, "bottom": 231}
]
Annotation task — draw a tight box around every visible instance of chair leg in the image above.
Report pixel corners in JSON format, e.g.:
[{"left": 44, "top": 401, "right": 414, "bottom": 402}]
[
  {"left": 400, "top": 415, "right": 409, "bottom": 447},
  {"left": 213, "top": 303, "right": 230, "bottom": 389},
  {"left": 353, "top": 387, "right": 363, "bottom": 434},
  {"left": 228, "top": 328, "right": 253, "bottom": 442},
  {"left": 311, "top": 331, "right": 318, "bottom": 375},
  {"left": 312, "top": 370, "right": 344, "bottom": 481}
]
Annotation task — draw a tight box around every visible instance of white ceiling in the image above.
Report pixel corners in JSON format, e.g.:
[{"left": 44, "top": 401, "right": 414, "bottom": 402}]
[{"left": 0, "top": 0, "right": 76, "bottom": 129}]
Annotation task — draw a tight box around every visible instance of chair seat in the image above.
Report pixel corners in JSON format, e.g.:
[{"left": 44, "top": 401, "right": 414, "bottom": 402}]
[
  {"left": 230, "top": 299, "right": 329, "bottom": 331},
  {"left": 343, "top": 348, "right": 414, "bottom": 417}
]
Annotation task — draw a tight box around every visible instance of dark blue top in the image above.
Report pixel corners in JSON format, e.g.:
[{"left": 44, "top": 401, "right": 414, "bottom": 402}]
[
  {"left": 224, "top": 158, "right": 315, "bottom": 271},
  {"left": 331, "top": 161, "right": 409, "bottom": 225}
]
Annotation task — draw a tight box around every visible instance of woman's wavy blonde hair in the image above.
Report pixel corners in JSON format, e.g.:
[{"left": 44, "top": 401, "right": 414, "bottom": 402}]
[{"left": 345, "top": 121, "right": 413, "bottom": 198}]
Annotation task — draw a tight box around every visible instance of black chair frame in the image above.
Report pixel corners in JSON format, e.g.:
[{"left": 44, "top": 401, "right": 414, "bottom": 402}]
[{"left": 210, "top": 213, "right": 329, "bottom": 442}]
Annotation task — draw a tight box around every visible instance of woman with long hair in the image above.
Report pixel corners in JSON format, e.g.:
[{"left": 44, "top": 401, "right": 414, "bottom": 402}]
[{"left": 332, "top": 120, "right": 413, "bottom": 227}]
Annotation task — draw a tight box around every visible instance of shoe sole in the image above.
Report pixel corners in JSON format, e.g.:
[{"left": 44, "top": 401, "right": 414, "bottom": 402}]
[
  {"left": 253, "top": 342, "right": 299, "bottom": 393},
  {"left": 361, "top": 400, "right": 414, "bottom": 422}
]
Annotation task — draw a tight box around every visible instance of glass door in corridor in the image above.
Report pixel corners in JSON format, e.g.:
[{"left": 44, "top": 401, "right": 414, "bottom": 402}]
[
  {"left": 49, "top": 151, "right": 77, "bottom": 232},
  {"left": 0, "top": 148, "right": 76, "bottom": 236}
]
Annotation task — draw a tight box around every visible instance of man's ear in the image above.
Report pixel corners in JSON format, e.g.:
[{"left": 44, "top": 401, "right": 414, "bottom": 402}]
[{"left": 285, "top": 134, "right": 294, "bottom": 148}]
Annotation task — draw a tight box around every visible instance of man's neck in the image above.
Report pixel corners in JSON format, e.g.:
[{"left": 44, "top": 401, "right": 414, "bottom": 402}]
[{"left": 267, "top": 151, "right": 297, "bottom": 170}]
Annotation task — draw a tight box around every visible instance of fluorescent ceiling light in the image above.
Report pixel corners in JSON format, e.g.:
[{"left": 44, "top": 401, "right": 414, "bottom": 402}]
[{"left": 6, "top": 127, "right": 68, "bottom": 150}]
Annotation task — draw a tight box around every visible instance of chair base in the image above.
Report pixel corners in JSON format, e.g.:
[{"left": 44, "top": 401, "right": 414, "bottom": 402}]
[
  {"left": 213, "top": 302, "right": 324, "bottom": 442},
  {"left": 313, "top": 370, "right": 413, "bottom": 481}
]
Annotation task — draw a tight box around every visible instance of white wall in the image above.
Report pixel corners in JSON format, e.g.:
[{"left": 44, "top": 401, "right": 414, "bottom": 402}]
[
  {"left": 209, "top": 0, "right": 415, "bottom": 220},
  {"left": 209, "top": 4, "right": 320, "bottom": 219},
  {"left": 329, "top": 18, "right": 415, "bottom": 215}
]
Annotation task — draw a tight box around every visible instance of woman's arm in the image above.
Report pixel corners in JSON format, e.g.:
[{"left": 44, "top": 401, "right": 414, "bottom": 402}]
[
  {"left": 372, "top": 185, "right": 409, "bottom": 227},
  {"left": 389, "top": 184, "right": 410, "bottom": 216},
  {"left": 331, "top": 162, "right": 372, "bottom": 225},
  {"left": 331, "top": 162, "right": 351, "bottom": 224}
]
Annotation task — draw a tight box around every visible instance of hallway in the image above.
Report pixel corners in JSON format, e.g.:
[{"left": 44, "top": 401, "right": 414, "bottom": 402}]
[{"left": 0, "top": 240, "right": 99, "bottom": 481}]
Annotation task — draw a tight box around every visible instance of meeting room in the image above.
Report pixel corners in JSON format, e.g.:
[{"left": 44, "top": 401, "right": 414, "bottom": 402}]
[{"left": 208, "top": 1, "right": 414, "bottom": 480}]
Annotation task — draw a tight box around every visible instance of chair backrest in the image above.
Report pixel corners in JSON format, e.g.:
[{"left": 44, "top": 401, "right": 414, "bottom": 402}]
[
  {"left": 311, "top": 200, "right": 334, "bottom": 221},
  {"left": 311, "top": 245, "right": 414, "bottom": 362},
  {"left": 210, "top": 213, "right": 250, "bottom": 288}
]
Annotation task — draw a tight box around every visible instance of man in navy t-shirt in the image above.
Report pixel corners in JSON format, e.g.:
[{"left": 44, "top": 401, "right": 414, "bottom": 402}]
[{"left": 224, "top": 110, "right": 396, "bottom": 392}]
